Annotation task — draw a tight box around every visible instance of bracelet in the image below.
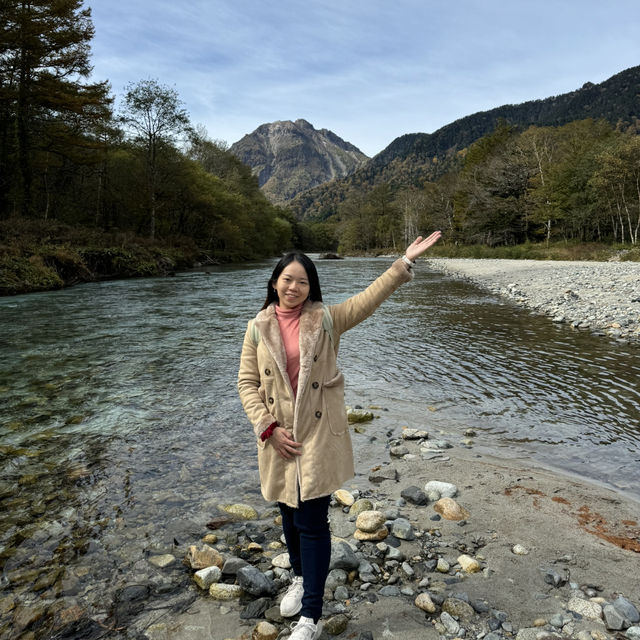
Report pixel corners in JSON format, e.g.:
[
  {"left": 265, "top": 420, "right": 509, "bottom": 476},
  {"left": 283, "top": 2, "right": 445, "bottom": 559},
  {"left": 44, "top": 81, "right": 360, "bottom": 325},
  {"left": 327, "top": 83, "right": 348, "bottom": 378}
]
[{"left": 402, "top": 255, "right": 416, "bottom": 268}]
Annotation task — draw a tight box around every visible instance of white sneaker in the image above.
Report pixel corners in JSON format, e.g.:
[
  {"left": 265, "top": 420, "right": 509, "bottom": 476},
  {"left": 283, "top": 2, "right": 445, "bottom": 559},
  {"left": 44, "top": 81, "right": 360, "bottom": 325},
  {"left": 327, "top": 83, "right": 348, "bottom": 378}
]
[
  {"left": 289, "top": 616, "right": 322, "bottom": 640},
  {"left": 280, "top": 575, "right": 304, "bottom": 617}
]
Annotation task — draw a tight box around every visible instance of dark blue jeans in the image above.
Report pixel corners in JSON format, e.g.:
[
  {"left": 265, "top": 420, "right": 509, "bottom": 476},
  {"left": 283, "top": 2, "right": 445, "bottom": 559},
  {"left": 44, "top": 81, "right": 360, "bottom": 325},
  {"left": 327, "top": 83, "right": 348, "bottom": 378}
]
[{"left": 278, "top": 495, "right": 331, "bottom": 622}]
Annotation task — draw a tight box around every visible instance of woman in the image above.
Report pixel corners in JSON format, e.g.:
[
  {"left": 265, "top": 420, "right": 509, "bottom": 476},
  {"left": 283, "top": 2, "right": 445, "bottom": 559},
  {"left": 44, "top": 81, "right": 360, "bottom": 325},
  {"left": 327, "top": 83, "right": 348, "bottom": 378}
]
[{"left": 237, "top": 232, "right": 441, "bottom": 640}]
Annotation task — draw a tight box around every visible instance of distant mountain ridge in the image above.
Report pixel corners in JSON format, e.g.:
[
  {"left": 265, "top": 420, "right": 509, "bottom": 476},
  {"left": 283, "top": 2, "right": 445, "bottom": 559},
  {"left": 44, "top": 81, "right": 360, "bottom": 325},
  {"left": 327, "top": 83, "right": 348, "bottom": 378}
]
[
  {"left": 229, "top": 119, "right": 369, "bottom": 204},
  {"left": 289, "top": 65, "right": 640, "bottom": 220}
]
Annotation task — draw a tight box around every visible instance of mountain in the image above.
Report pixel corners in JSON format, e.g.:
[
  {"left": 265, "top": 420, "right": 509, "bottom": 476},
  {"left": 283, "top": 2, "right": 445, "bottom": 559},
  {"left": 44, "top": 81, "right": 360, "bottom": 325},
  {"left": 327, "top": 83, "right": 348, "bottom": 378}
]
[
  {"left": 290, "top": 65, "right": 640, "bottom": 220},
  {"left": 229, "top": 119, "right": 369, "bottom": 205}
]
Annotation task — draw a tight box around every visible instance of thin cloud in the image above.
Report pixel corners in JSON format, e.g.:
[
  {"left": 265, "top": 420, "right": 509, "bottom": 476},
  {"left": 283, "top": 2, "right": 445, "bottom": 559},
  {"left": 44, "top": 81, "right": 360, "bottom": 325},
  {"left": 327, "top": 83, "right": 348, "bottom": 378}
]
[{"left": 88, "top": 0, "right": 640, "bottom": 156}]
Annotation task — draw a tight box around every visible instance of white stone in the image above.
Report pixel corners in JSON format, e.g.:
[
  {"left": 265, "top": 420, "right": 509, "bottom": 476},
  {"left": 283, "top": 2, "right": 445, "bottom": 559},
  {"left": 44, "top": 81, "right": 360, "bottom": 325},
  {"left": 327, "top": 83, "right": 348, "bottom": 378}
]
[
  {"left": 415, "top": 592, "right": 437, "bottom": 613},
  {"left": 194, "top": 566, "right": 221, "bottom": 590},
  {"left": 436, "top": 558, "right": 450, "bottom": 573},
  {"left": 457, "top": 554, "right": 481, "bottom": 573},
  {"left": 512, "top": 544, "right": 529, "bottom": 555},
  {"left": 333, "top": 489, "right": 355, "bottom": 506},
  {"left": 148, "top": 554, "right": 175, "bottom": 568},
  {"left": 568, "top": 597, "right": 603, "bottom": 621},
  {"left": 271, "top": 552, "right": 291, "bottom": 569},
  {"left": 424, "top": 480, "right": 458, "bottom": 499}
]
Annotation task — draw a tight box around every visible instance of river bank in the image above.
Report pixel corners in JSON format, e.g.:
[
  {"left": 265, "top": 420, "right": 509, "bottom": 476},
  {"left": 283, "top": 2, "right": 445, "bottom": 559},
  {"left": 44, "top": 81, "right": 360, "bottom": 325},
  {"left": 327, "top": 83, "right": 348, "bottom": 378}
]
[
  {"left": 426, "top": 258, "right": 640, "bottom": 344},
  {"left": 103, "top": 427, "right": 640, "bottom": 640}
]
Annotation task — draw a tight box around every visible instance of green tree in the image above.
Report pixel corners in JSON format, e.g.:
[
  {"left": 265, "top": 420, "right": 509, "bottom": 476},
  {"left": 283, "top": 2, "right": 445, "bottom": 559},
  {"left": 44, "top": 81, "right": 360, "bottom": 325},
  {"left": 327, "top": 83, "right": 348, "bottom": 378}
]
[
  {"left": 120, "top": 79, "right": 191, "bottom": 238},
  {"left": 0, "top": 0, "right": 111, "bottom": 217}
]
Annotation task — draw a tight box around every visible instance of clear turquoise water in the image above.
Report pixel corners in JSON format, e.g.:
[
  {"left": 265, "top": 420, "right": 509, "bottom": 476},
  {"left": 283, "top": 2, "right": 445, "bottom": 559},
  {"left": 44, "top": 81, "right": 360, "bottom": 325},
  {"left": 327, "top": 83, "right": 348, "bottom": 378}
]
[{"left": 1, "top": 257, "right": 639, "bottom": 633}]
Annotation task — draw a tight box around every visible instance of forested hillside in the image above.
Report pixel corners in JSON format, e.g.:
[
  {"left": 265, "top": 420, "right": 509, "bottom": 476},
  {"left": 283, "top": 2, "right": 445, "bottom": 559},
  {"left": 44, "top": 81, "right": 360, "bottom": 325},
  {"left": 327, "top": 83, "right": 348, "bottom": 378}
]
[
  {"left": 0, "top": 0, "right": 294, "bottom": 294},
  {"left": 291, "top": 66, "right": 640, "bottom": 225}
]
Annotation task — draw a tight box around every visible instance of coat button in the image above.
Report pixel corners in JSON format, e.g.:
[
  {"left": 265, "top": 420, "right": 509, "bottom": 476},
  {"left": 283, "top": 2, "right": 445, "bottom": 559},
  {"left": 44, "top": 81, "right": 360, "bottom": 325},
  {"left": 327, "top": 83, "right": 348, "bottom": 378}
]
[
  {"left": 312, "top": 381, "right": 319, "bottom": 389},
  {"left": 268, "top": 397, "right": 274, "bottom": 404},
  {"left": 265, "top": 368, "right": 271, "bottom": 375},
  {"left": 313, "top": 355, "right": 318, "bottom": 362},
  {"left": 315, "top": 410, "right": 322, "bottom": 418}
]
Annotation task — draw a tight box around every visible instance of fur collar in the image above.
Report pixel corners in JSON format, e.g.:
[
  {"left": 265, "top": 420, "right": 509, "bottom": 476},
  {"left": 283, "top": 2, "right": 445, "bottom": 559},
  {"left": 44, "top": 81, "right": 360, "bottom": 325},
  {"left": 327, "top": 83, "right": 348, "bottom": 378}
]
[{"left": 254, "top": 301, "right": 325, "bottom": 410}]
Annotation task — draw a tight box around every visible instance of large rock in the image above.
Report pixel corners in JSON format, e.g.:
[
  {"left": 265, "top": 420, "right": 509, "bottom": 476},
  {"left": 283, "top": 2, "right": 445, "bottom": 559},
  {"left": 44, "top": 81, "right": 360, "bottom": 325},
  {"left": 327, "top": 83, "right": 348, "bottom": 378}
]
[
  {"left": 434, "top": 498, "right": 469, "bottom": 521},
  {"left": 329, "top": 540, "right": 360, "bottom": 570},
  {"left": 613, "top": 597, "right": 640, "bottom": 624},
  {"left": 183, "top": 544, "right": 223, "bottom": 570},
  {"left": 347, "top": 409, "right": 374, "bottom": 423},
  {"left": 568, "top": 597, "right": 603, "bottom": 621},
  {"left": 356, "top": 511, "right": 386, "bottom": 533},
  {"left": 324, "top": 613, "right": 349, "bottom": 635},
  {"left": 237, "top": 566, "right": 277, "bottom": 597},
  {"left": 402, "top": 428, "right": 429, "bottom": 440}
]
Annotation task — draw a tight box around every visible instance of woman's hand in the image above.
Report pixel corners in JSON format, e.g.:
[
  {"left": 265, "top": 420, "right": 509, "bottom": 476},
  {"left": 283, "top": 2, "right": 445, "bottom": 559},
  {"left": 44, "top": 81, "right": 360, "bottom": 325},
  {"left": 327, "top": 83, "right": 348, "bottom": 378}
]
[
  {"left": 405, "top": 231, "right": 442, "bottom": 262},
  {"left": 270, "top": 426, "right": 303, "bottom": 460}
]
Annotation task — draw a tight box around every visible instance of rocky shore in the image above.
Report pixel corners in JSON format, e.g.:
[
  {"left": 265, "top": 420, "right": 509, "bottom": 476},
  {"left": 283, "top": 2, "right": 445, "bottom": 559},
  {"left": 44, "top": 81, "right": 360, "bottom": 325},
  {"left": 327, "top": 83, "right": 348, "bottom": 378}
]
[
  {"left": 426, "top": 259, "right": 640, "bottom": 344},
  {"left": 125, "top": 426, "right": 640, "bottom": 640}
]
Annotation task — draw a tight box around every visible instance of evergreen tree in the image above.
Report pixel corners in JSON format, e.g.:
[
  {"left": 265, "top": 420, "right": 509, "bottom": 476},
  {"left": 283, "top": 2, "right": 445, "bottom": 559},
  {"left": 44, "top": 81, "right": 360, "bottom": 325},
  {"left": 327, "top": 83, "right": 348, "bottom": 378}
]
[{"left": 0, "top": 0, "right": 111, "bottom": 217}]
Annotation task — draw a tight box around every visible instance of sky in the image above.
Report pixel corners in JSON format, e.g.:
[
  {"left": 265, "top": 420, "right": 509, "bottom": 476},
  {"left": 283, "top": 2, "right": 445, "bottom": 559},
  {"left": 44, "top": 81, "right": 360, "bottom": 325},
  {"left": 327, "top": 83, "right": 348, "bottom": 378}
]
[{"left": 88, "top": 0, "right": 640, "bottom": 158}]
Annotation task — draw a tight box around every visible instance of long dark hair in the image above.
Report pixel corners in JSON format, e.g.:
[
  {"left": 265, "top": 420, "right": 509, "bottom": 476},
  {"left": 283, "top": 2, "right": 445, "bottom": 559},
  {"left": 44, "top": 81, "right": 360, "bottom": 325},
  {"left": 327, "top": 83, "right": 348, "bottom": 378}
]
[{"left": 261, "top": 252, "right": 323, "bottom": 310}]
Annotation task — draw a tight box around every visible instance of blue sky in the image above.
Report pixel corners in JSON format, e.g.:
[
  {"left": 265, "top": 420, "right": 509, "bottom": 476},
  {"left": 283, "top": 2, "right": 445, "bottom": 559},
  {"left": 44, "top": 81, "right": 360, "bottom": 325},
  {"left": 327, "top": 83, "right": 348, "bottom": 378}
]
[{"left": 88, "top": 0, "right": 639, "bottom": 157}]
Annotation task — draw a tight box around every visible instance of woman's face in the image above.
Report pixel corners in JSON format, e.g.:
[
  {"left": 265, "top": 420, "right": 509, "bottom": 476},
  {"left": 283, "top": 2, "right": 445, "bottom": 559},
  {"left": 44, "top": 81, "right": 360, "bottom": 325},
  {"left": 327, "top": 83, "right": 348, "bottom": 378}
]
[{"left": 274, "top": 260, "right": 310, "bottom": 309}]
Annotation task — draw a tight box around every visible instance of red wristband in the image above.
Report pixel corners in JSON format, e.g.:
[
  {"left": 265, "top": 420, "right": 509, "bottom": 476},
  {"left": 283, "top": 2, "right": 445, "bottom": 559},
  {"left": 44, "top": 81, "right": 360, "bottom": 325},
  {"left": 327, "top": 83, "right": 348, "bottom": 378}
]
[{"left": 260, "top": 421, "right": 278, "bottom": 442}]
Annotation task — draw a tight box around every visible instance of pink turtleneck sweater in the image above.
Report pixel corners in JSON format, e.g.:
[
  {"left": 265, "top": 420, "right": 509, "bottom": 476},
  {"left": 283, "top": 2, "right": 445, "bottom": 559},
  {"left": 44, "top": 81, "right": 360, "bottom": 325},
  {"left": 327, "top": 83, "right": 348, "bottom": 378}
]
[{"left": 275, "top": 303, "right": 302, "bottom": 396}]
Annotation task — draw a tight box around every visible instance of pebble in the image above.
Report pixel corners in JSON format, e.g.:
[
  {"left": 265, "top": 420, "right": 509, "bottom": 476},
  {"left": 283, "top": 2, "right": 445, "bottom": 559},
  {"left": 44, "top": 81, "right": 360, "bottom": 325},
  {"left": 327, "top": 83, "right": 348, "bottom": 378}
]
[
  {"left": 368, "top": 465, "right": 398, "bottom": 483},
  {"left": 400, "top": 485, "right": 429, "bottom": 505},
  {"left": 324, "top": 613, "right": 349, "bottom": 635},
  {"left": 390, "top": 518, "right": 415, "bottom": 540},
  {"left": 457, "top": 554, "right": 481, "bottom": 573},
  {"left": 437, "top": 558, "right": 451, "bottom": 573},
  {"left": 354, "top": 526, "right": 389, "bottom": 541},
  {"left": 434, "top": 497, "right": 470, "bottom": 521},
  {"left": 251, "top": 621, "right": 278, "bottom": 640},
  {"left": 415, "top": 592, "right": 437, "bottom": 613},
  {"left": 333, "top": 489, "right": 355, "bottom": 506},
  {"left": 402, "top": 428, "right": 429, "bottom": 440},
  {"left": 209, "top": 583, "right": 243, "bottom": 600},
  {"left": 512, "top": 544, "right": 529, "bottom": 555}
]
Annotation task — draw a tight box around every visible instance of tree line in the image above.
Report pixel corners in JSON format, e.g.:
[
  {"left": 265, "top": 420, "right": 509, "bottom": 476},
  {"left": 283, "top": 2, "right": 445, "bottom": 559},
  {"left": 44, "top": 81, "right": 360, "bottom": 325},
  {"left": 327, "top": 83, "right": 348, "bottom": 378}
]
[
  {"left": 331, "top": 119, "right": 640, "bottom": 253},
  {"left": 0, "top": 0, "right": 293, "bottom": 265}
]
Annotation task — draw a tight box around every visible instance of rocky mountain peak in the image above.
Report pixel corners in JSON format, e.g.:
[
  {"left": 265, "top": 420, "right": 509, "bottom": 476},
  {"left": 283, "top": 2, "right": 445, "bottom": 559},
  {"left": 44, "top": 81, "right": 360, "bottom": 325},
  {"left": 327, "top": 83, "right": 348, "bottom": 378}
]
[{"left": 230, "top": 119, "right": 369, "bottom": 204}]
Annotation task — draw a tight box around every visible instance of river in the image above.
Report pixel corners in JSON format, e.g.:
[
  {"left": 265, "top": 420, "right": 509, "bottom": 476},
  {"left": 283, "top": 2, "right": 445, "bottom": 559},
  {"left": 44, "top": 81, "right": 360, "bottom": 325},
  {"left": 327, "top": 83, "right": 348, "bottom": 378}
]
[{"left": 1, "top": 257, "right": 639, "bottom": 636}]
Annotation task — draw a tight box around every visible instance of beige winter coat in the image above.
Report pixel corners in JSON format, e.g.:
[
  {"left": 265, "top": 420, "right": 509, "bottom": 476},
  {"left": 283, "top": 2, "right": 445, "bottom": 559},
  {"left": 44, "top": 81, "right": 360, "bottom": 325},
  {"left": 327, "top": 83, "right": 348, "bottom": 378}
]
[{"left": 237, "top": 258, "right": 413, "bottom": 507}]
